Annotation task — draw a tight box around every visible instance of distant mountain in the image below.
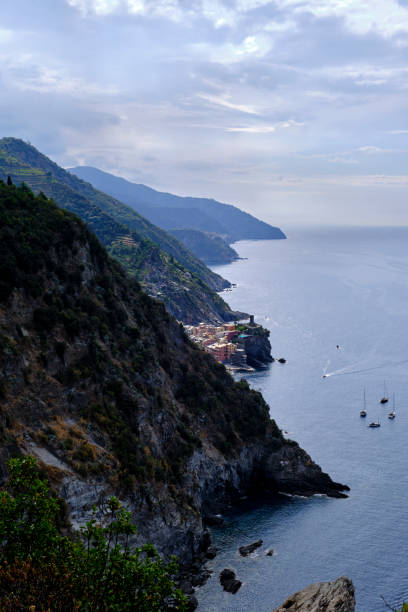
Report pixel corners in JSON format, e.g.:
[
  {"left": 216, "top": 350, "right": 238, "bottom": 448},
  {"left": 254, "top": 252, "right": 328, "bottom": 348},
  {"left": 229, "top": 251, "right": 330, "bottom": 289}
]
[
  {"left": 169, "top": 229, "right": 240, "bottom": 265},
  {"left": 69, "top": 166, "right": 287, "bottom": 243},
  {"left": 0, "top": 138, "right": 244, "bottom": 324}
]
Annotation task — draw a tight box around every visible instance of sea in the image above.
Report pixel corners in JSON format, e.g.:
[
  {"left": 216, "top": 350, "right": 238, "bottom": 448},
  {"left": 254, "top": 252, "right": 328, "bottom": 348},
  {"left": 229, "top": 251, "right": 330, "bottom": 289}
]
[{"left": 196, "top": 226, "right": 408, "bottom": 612}]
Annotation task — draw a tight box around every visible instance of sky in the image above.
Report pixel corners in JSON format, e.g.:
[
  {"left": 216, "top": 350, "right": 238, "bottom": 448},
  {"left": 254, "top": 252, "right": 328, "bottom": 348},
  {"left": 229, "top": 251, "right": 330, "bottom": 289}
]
[{"left": 2, "top": 0, "right": 408, "bottom": 226}]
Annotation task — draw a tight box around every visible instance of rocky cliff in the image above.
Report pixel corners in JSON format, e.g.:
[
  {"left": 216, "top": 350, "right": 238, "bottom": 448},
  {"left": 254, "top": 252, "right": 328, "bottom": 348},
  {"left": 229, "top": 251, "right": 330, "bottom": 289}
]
[
  {"left": 273, "top": 576, "right": 355, "bottom": 612},
  {"left": 0, "top": 181, "right": 348, "bottom": 569},
  {"left": 235, "top": 324, "right": 274, "bottom": 368}
]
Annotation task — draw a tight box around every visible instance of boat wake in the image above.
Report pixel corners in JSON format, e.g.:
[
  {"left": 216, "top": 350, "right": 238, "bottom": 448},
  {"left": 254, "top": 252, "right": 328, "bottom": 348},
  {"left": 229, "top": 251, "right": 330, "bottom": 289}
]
[{"left": 323, "top": 357, "right": 408, "bottom": 378}]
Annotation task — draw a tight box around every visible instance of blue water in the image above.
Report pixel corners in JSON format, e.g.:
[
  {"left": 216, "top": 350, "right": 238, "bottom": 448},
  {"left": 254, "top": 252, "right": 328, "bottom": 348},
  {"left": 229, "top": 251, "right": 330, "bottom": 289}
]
[{"left": 196, "top": 227, "right": 408, "bottom": 612}]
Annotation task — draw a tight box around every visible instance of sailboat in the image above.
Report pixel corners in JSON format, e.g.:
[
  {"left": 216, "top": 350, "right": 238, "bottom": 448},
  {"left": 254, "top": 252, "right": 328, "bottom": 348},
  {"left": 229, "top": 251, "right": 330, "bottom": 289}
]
[
  {"left": 380, "top": 381, "right": 389, "bottom": 404},
  {"left": 388, "top": 393, "right": 396, "bottom": 420},
  {"left": 360, "top": 388, "right": 367, "bottom": 417}
]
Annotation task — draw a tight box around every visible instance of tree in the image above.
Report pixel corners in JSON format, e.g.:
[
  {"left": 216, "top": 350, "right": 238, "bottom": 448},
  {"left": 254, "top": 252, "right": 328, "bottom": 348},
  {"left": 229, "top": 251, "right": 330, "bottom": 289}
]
[{"left": 0, "top": 457, "right": 187, "bottom": 611}]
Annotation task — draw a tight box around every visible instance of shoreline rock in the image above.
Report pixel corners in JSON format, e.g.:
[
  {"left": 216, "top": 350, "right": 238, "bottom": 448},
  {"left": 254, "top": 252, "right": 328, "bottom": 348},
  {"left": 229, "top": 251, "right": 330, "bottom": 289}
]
[
  {"left": 220, "top": 569, "right": 242, "bottom": 594},
  {"left": 273, "top": 576, "right": 355, "bottom": 611},
  {"left": 239, "top": 539, "right": 263, "bottom": 556}
]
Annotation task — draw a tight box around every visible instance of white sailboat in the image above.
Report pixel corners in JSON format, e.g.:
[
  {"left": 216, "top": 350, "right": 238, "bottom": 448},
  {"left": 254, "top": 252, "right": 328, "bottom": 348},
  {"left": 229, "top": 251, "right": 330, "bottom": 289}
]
[
  {"left": 380, "top": 380, "right": 389, "bottom": 404},
  {"left": 360, "top": 388, "right": 367, "bottom": 417},
  {"left": 388, "top": 393, "right": 396, "bottom": 420}
]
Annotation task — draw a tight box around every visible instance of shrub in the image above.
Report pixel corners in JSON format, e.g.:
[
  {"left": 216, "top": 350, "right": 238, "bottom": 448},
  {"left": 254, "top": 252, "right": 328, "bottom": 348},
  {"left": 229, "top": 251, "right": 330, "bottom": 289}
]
[{"left": 0, "top": 457, "right": 187, "bottom": 611}]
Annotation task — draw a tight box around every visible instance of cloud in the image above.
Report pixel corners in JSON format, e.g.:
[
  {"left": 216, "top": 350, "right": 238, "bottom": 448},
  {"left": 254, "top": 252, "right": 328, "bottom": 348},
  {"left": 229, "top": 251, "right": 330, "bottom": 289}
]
[
  {"left": 276, "top": 0, "right": 408, "bottom": 38},
  {"left": 226, "top": 119, "right": 303, "bottom": 133},
  {"left": 192, "top": 34, "right": 273, "bottom": 64},
  {"left": 0, "top": 29, "right": 14, "bottom": 44},
  {"left": 66, "top": 0, "right": 184, "bottom": 20},
  {"left": 1, "top": 54, "right": 119, "bottom": 97},
  {"left": 65, "top": 0, "right": 408, "bottom": 40},
  {"left": 197, "top": 93, "right": 260, "bottom": 114}
]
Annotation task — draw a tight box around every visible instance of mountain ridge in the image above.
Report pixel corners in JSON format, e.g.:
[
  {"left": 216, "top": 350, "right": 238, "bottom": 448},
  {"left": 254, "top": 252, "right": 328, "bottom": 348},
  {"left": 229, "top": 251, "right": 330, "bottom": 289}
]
[
  {"left": 0, "top": 138, "right": 243, "bottom": 324},
  {"left": 69, "top": 165, "right": 287, "bottom": 243}
]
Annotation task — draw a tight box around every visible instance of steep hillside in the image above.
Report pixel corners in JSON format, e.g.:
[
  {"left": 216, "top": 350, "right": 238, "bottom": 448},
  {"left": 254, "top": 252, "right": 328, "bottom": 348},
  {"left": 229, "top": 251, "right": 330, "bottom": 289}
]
[
  {"left": 0, "top": 181, "right": 348, "bottom": 567},
  {"left": 69, "top": 166, "right": 287, "bottom": 243},
  {"left": 169, "top": 229, "right": 240, "bottom": 265},
  {"left": 0, "top": 138, "right": 240, "bottom": 325}
]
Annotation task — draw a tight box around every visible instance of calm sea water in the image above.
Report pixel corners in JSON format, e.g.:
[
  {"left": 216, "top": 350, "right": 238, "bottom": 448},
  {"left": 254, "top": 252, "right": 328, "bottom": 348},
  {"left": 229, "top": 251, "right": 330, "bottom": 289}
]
[{"left": 196, "top": 227, "right": 408, "bottom": 612}]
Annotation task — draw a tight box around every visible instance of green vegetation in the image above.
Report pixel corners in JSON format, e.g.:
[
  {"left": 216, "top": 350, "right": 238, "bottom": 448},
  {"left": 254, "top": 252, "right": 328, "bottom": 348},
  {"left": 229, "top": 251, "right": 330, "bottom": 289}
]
[
  {"left": 0, "top": 138, "right": 238, "bottom": 324},
  {"left": 0, "top": 180, "right": 283, "bottom": 549},
  {"left": 0, "top": 457, "right": 187, "bottom": 611}
]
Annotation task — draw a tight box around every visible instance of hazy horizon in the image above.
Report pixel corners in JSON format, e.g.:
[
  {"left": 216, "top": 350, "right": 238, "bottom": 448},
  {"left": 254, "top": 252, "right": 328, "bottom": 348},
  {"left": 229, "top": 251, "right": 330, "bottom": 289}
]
[{"left": 2, "top": 0, "right": 408, "bottom": 226}]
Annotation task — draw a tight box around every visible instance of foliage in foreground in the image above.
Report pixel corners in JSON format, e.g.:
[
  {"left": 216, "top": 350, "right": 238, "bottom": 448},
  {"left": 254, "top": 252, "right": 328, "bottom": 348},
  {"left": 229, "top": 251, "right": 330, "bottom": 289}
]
[{"left": 0, "top": 457, "right": 187, "bottom": 611}]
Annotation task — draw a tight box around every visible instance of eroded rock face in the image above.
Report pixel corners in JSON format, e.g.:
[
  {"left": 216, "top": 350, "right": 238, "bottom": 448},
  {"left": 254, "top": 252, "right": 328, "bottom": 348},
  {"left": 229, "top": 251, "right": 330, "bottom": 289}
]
[{"left": 272, "top": 576, "right": 355, "bottom": 612}]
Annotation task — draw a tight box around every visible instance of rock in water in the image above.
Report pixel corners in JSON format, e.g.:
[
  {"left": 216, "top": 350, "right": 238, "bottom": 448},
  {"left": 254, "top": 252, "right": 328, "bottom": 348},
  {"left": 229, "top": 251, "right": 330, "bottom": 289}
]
[
  {"left": 219, "top": 569, "right": 242, "bottom": 594},
  {"left": 272, "top": 576, "right": 355, "bottom": 611},
  {"left": 239, "top": 539, "right": 263, "bottom": 556}
]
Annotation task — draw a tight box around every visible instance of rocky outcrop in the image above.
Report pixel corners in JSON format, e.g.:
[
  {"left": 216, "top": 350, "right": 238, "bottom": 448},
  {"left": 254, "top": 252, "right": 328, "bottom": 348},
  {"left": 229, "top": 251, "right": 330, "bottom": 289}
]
[
  {"left": 234, "top": 324, "right": 274, "bottom": 368},
  {"left": 239, "top": 539, "right": 263, "bottom": 556},
  {"left": 273, "top": 577, "right": 355, "bottom": 612},
  {"left": 220, "top": 569, "right": 242, "bottom": 593}
]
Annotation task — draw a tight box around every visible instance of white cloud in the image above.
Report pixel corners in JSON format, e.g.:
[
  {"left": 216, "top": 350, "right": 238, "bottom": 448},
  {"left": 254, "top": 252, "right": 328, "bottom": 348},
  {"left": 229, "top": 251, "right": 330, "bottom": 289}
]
[
  {"left": 2, "top": 55, "right": 119, "bottom": 97},
  {"left": 198, "top": 93, "right": 259, "bottom": 114},
  {"left": 65, "top": 0, "right": 408, "bottom": 39},
  {"left": 357, "top": 145, "right": 407, "bottom": 154},
  {"left": 226, "top": 119, "right": 303, "bottom": 133},
  {"left": 0, "top": 29, "right": 14, "bottom": 44},
  {"left": 277, "top": 0, "right": 408, "bottom": 38},
  {"left": 67, "top": 0, "right": 121, "bottom": 15},
  {"left": 192, "top": 34, "right": 272, "bottom": 64},
  {"left": 66, "top": 0, "right": 183, "bottom": 19}
]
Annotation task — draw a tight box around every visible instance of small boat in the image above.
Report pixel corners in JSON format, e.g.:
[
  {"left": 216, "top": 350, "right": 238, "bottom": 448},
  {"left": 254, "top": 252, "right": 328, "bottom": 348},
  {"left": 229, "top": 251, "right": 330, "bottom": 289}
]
[
  {"left": 360, "top": 388, "right": 367, "bottom": 417},
  {"left": 388, "top": 393, "right": 396, "bottom": 420},
  {"left": 368, "top": 421, "right": 381, "bottom": 428},
  {"left": 380, "top": 380, "right": 388, "bottom": 404}
]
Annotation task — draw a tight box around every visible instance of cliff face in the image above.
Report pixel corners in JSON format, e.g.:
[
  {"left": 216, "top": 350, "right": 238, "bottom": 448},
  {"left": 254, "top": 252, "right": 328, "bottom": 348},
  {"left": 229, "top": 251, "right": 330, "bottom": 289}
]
[
  {"left": 0, "top": 182, "right": 348, "bottom": 566},
  {"left": 273, "top": 577, "right": 355, "bottom": 612},
  {"left": 234, "top": 324, "right": 274, "bottom": 368}
]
